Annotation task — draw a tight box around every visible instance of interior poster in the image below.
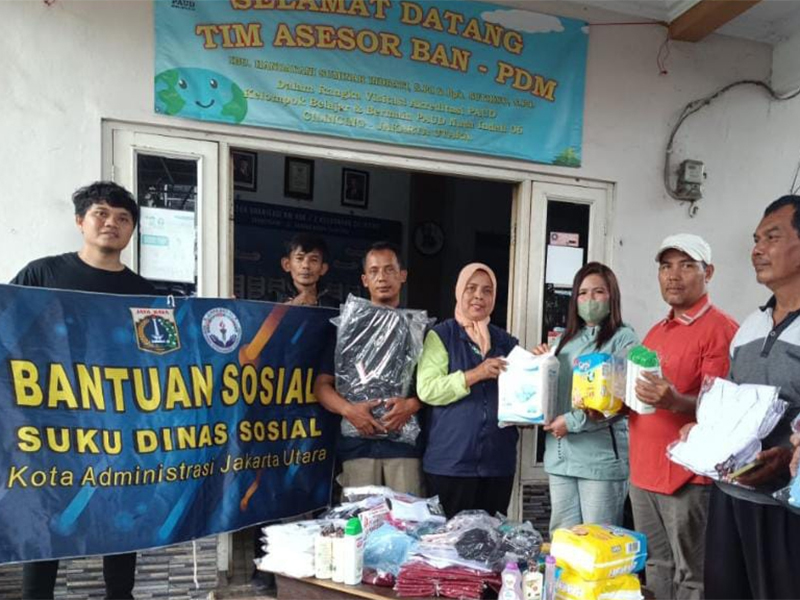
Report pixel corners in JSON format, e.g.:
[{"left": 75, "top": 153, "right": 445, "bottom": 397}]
[
  {"left": 0, "top": 285, "right": 337, "bottom": 563},
  {"left": 154, "top": 0, "right": 588, "bottom": 166},
  {"left": 233, "top": 201, "right": 402, "bottom": 302}
]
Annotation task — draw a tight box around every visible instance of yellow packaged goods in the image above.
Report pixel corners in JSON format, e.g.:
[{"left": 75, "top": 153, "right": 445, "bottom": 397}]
[
  {"left": 555, "top": 570, "right": 642, "bottom": 600},
  {"left": 550, "top": 525, "right": 647, "bottom": 581},
  {"left": 571, "top": 353, "right": 622, "bottom": 415}
]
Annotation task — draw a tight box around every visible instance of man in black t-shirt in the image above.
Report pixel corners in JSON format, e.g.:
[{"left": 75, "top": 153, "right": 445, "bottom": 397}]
[
  {"left": 269, "top": 233, "right": 338, "bottom": 307},
  {"left": 10, "top": 181, "right": 154, "bottom": 600}
]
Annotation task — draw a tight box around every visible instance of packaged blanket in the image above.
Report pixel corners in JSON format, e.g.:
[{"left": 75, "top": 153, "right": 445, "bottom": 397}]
[{"left": 498, "top": 346, "right": 560, "bottom": 426}]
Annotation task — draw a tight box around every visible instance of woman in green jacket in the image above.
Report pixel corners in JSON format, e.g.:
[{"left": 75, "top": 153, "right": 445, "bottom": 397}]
[{"left": 533, "top": 262, "right": 638, "bottom": 532}]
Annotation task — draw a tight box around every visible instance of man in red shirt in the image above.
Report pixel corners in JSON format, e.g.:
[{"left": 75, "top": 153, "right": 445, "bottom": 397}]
[{"left": 630, "top": 234, "right": 738, "bottom": 600}]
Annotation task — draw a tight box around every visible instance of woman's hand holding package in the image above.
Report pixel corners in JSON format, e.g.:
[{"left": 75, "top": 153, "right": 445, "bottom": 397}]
[
  {"left": 343, "top": 400, "right": 386, "bottom": 436},
  {"left": 465, "top": 357, "right": 507, "bottom": 386},
  {"left": 381, "top": 397, "right": 421, "bottom": 431},
  {"left": 585, "top": 408, "right": 607, "bottom": 422},
  {"left": 544, "top": 414, "right": 568, "bottom": 439},
  {"left": 531, "top": 343, "right": 550, "bottom": 356}
]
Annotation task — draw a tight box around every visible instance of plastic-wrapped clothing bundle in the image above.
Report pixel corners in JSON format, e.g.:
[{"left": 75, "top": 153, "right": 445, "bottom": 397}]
[
  {"left": 343, "top": 485, "right": 399, "bottom": 502},
  {"left": 319, "top": 494, "right": 389, "bottom": 521},
  {"left": 667, "top": 377, "right": 787, "bottom": 479},
  {"left": 572, "top": 353, "right": 622, "bottom": 416},
  {"left": 496, "top": 520, "right": 543, "bottom": 566},
  {"left": 550, "top": 524, "right": 647, "bottom": 581},
  {"left": 555, "top": 570, "right": 643, "bottom": 600},
  {"left": 445, "top": 510, "right": 502, "bottom": 532},
  {"left": 418, "top": 510, "right": 542, "bottom": 572},
  {"left": 257, "top": 520, "right": 321, "bottom": 578},
  {"left": 773, "top": 476, "right": 800, "bottom": 510},
  {"left": 341, "top": 486, "right": 446, "bottom": 527},
  {"left": 395, "top": 560, "right": 502, "bottom": 599},
  {"left": 364, "top": 523, "right": 418, "bottom": 576},
  {"left": 362, "top": 568, "right": 396, "bottom": 587},
  {"left": 773, "top": 414, "right": 800, "bottom": 510},
  {"left": 333, "top": 294, "right": 431, "bottom": 445},
  {"left": 498, "top": 346, "right": 560, "bottom": 426}
]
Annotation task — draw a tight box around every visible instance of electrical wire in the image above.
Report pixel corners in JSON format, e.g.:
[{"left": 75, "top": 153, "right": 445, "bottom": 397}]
[
  {"left": 790, "top": 156, "right": 800, "bottom": 194},
  {"left": 665, "top": 80, "right": 800, "bottom": 202},
  {"left": 657, "top": 31, "right": 671, "bottom": 75},
  {"left": 584, "top": 21, "right": 669, "bottom": 75}
]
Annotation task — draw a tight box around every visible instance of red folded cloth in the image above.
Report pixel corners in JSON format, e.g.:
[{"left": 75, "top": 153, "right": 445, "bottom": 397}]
[{"left": 395, "top": 561, "right": 501, "bottom": 599}]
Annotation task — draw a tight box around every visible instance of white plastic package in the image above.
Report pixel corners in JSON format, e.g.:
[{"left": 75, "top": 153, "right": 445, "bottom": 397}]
[
  {"left": 773, "top": 414, "right": 800, "bottom": 509},
  {"left": 623, "top": 346, "right": 660, "bottom": 415},
  {"left": 667, "top": 377, "right": 787, "bottom": 480},
  {"left": 498, "top": 346, "right": 560, "bottom": 427}
]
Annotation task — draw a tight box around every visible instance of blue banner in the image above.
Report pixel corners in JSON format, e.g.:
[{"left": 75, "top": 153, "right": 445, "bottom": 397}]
[
  {"left": 154, "top": 0, "right": 587, "bottom": 165},
  {"left": 0, "top": 284, "right": 338, "bottom": 563}
]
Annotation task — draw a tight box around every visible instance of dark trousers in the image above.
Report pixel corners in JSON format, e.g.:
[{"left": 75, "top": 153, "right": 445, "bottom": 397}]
[
  {"left": 705, "top": 486, "right": 800, "bottom": 599},
  {"left": 424, "top": 473, "right": 514, "bottom": 519},
  {"left": 22, "top": 553, "right": 136, "bottom": 600}
]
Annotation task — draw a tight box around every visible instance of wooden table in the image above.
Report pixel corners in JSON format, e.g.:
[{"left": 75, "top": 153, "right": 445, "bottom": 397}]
[{"left": 275, "top": 573, "right": 431, "bottom": 600}]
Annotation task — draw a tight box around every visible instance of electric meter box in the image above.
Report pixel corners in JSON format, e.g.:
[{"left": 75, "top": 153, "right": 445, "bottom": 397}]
[{"left": 679, "top": 160, "right": 705, "bottom": 185}]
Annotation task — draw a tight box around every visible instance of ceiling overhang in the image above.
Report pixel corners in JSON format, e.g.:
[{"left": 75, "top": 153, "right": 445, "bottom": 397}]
[{"left": 669, "top": 0, "right": 762, "bottom": 42}]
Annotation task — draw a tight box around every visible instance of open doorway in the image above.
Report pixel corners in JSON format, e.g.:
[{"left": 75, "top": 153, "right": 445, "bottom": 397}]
[
  {"left": 228, "top": 148, "right": 515, "bottom": 587},
  {"left": 230, "top": 148, "right": 514, "bottom": 327}
]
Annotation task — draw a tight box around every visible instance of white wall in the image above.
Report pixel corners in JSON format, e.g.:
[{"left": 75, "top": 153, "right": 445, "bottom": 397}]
[{"left": 2, "top": 0, "right": 799, "bottom": 336}]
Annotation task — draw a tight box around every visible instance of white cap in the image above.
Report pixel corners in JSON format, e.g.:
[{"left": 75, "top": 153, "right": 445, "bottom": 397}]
[{"left": 656, "top": 233, "right": 712, "bottom": 263}]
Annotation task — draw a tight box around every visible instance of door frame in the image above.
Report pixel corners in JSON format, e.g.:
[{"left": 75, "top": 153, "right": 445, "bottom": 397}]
[
  {"left": 514, "top": 182, "right": 613, "bottom": 503},
  {"left": 108, "top": 129, "right": 224, "bottom": 297}
]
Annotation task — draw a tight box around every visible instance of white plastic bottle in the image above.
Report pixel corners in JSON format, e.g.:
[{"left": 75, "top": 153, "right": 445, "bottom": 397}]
[
  {"left": 523, "top": 562, "right": 544, "bottom": 600},
  {"left": 500, "top": 562, "right": 524, "bottom": 600},
  {"left": 341, "top": 517, "right": 364, "bottom": 585},
  {"left": 314, "top": 533, "right": 332, "bottom": 579},
  {"left": 544, "top": 555, "right": 557, "bottom": 600},
  {"left": 331, "top": 534, "right": 345, "bottom": 583}
]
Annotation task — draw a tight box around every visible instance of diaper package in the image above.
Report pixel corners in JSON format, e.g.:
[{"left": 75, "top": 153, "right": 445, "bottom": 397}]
[
  {"left": 498, "top": 346, "right": 560, "bottom": 427},
  {"left": 555, "top": 570, "right": 643, "bottom": 600},
  {"left": 624, "top": 346, "right": 660, "bottom": 415},
  {"left": 572, "top": 353, "right": 622, "bottom": 416},
  {"left": 550, "top": 524, "right": 647, "bottom": 582}
]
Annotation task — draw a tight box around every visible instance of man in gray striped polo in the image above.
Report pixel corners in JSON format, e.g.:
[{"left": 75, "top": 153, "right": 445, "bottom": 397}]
[{"left": 704, "top": 195, "right": 800, "bottom": 599}]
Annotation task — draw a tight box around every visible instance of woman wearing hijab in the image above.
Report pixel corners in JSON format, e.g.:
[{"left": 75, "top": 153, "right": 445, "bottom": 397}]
[
  {"left": 416, "top": 263, "right": 518, "bottom": 518},
  {"left": 533, "top": 262, "right": 638, "bottom": 532}
]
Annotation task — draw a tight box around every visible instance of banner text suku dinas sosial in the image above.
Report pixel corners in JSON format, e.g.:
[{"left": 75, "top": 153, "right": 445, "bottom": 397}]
[
  {"left": 0, "top": 284, "right": 337, "bottom": 563},
  {"left": 154, "top": 0, "right": 588, "bottom": 166}
]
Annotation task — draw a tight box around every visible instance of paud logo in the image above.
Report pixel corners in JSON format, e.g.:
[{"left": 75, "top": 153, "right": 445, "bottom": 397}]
[
  {"left": 171, "top": 0, "right": 196, "bottom": 10},
  {"left": 202, "top": 308, "right": 242, "bottom": 354},
  {"left": 130, "top": 308, "right": 181, "bottom": 355}
]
